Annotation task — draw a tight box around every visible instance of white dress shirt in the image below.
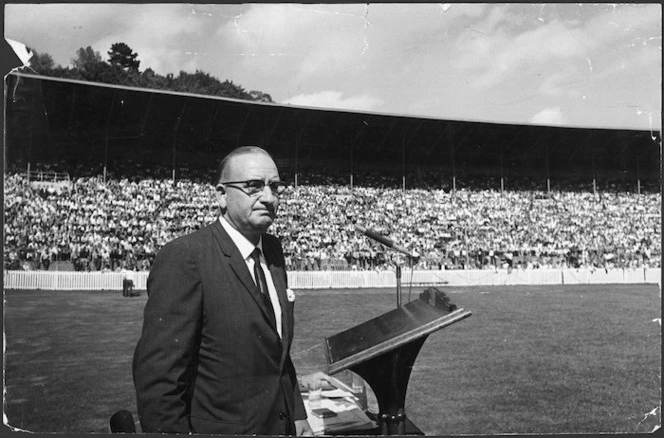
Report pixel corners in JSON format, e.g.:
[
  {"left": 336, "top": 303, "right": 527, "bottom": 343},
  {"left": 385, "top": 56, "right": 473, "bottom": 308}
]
[{"left": 219, "top": 216, "right": 283, "bottom": 338}]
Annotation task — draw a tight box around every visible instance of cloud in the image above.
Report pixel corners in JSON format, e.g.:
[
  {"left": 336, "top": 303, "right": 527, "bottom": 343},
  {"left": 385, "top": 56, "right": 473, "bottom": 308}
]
[
  {"left": 455, "top": 22, "right": 592, "bottom": 90},
  {"left": 4, "top": 4, "right": 660, "bottom": 130},
  {"left": 215, "top": 4, "right": 372, "bottom": 82},
  {"left": 452, "top": 4, "right": 661, "bottom": 90},
  {"left": 212, "top": 3, "right": 488, "bottom": 95},
  {"left": 538, "top": 66, "right": 586, "bottom": 98},
  {"left": 282, "top": 90, "right": 383, "bottom": 112},
  {"left": 530, "top": 107, "right": 567, "bottom": 126},
  {"left": 92, "top": 5, "right": 210, "bottom": 75},
  {"left": 5, "top": 4, "right": 208, "bottom": 73}
]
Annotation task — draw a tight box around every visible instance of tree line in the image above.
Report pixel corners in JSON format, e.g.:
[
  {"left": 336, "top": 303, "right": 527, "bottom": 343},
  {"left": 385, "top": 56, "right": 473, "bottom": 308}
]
[{"left": 28, "top": 42, "right": 273, "bottom": 103}]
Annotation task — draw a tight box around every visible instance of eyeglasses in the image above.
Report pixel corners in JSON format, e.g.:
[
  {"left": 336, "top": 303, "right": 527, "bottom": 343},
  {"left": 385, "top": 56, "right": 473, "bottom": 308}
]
[{"left": 218, "top": 179, "right": 288, "bottom": 196}]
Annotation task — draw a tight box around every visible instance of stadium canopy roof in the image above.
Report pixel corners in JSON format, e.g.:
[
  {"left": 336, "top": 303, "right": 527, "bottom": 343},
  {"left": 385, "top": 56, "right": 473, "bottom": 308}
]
[{"left": 5, "top": 71, "right": 661, "bottom": 185}]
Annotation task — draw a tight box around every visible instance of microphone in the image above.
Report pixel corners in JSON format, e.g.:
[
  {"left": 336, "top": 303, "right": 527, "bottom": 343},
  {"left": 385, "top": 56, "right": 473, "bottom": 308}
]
[{"left": 355, "top": 225, "right": 414, "bottom": 258}]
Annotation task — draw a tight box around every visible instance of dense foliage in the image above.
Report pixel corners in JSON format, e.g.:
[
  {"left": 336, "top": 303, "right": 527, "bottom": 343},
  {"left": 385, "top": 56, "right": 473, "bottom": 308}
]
[{"left": 28, "top": 44, "right": 273, "bottom": 103}]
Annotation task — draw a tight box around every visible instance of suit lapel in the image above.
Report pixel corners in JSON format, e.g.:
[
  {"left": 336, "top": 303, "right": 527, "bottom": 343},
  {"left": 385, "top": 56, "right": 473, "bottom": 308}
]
[{"left": 211, "top": 221, "right": 279, "bottom": 334}]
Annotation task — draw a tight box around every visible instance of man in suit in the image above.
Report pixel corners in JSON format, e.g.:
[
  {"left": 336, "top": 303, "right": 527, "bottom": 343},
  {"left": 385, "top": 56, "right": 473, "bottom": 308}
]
[{"left": 133, "top": 146, "right": 317, "bottom": 435}]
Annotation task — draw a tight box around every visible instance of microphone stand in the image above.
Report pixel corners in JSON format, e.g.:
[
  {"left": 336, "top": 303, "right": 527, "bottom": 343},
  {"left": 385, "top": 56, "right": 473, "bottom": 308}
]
[
  {"left": 395, "top": 255, "right": 414, "bottom": 308},
  {"left": 396, "top": 264, "right": 402, "bottom": 308},
  {"left": 355, "top": 225, "right": 413, "bottom": 308}
]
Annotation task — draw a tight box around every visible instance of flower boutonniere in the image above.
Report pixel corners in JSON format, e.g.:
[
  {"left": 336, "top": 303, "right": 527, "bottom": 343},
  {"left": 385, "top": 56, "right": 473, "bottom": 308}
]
[{"left": 287, "top": 288, "right": 296, "bottom": 303}]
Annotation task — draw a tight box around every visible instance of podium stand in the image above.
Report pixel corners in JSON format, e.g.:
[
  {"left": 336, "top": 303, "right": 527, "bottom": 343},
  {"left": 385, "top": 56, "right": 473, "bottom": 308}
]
[{"left": 323, "top": 288, "right": 471, "bottom": 435}]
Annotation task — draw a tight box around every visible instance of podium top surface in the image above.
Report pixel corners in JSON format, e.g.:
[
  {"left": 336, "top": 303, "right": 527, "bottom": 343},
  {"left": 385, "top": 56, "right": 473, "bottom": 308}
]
[{"left": 324, "top": 298, "right": 471, "bottom": 374}]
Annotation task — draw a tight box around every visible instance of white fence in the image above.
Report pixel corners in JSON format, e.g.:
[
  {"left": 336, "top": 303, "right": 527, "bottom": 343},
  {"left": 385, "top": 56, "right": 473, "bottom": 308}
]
[
  {"left": 3, "top": 271, "right": 148, "bottom": 291},
  {"left": 287, "top": 268, "right": 660, "bottom": 289},
  {"left": 3, "top": 268, "right": 660, "bottom": 291}
]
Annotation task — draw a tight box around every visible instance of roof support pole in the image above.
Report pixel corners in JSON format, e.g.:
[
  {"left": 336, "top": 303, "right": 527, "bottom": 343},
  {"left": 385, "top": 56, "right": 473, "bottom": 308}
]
[
  {"left": 266, "top": 108, "right": 284, "bottom": 145},
  {"left": 500, "top": 144, "right": 504, "bottom": 194},
  {"left": 379, "top": 120, "right": 395, "bottom": 151},
  {"left": 349, "top": 121, "right": 366, "bottom": 195},
  {"left": 429, "top": 126, "right": 448, "bottom": 187},
  {"left": 294, "top": 112, "right": 313, "bottom": 191},
  {"left": 636, "top": 154, "right": 641, "bottom": 195},
  {"left": 545, "top": 142, "right": 550, "bottom": 193},
  {"left": 103, "top": 90, "right": 117, "bottom": 184},
  {"left": 350, "top": 132, "right": 354, "bottom": 194},
  {"left": 402, "top": 135, "right": 406, "bottom": 193},
  {"left": 323, "top": 113, "right": 342, "bottom": 149},
  {"left": 592, "top": 149, "right": 597, "bottom": 196},
  {"left": 26, "top": 79, "right": 40, "bottom": 183},
  {"left": 236, "top": 106, "right": 252, "bottom": 147},
  {"left": 447, "top": 124, "right": 456, "bottom": 197},
  {"left": 67, "top": 85, "right": 77, "bottom": 133},
  {"left": 402, "top": 120, "right": 422, "bottom": 193},
  {"left": 172, "top": 99, "right": 187, "bottom": 185},
  {"left": 205, "top": 101, "right": 219, "bottom": 143},
  {"left": 141, "top": 93, "right": 153, "bottom": 134},
  {"left": 295, "top": 136, "right": 299, "bottom": 190}
]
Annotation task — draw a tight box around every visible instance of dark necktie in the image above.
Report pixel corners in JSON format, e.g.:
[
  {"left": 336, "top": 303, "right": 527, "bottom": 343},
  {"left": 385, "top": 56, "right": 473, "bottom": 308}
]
[{"left": 250, "top": 248, "right": 276, "bottom": 328}]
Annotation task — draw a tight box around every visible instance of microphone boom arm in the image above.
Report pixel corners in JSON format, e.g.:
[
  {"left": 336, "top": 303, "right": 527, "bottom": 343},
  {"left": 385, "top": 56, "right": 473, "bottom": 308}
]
[{"left": 355, "top": 225, "right": 414, "bottom": 258}]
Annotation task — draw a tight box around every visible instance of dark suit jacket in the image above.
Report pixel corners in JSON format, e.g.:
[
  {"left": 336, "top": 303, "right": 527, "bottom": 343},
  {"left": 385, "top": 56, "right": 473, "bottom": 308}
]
[{"left": 133, "top": 220, "right": 306, "bottom": 434}]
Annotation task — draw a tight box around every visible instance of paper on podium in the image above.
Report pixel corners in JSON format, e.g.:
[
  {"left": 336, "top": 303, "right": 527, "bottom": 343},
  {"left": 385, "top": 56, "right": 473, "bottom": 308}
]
[
  {"left": 320, "top": 388, "right": 357, "bottom": 399},
  {"left": 303, "top": 389, "right": 376, "bottom": 435}
]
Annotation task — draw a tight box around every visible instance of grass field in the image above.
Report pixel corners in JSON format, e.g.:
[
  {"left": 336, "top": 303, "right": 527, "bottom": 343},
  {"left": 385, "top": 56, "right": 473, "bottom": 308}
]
[{"left": 3, "top": 284, "right": 661, "bottom": 434}]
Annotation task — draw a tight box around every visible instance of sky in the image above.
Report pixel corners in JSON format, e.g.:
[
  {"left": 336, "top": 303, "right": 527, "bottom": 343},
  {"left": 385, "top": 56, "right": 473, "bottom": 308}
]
[{"left": 4, "top": 3, "right": 662, "bottom": 132}]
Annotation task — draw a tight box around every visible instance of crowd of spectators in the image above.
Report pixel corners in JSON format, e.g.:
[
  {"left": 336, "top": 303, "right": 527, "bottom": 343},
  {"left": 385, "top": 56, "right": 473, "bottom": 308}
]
[{"left": 4, "top": 161, "right": 661, "bottom": 272}]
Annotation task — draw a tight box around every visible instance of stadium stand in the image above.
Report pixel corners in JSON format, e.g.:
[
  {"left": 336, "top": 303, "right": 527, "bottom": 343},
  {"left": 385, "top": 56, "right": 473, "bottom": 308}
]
[
  {"left": 3, "top": 73, "right": 661, "bottom": 275},
  {"left": 3, "top": 164, "right": 660, "bottom": 273}
]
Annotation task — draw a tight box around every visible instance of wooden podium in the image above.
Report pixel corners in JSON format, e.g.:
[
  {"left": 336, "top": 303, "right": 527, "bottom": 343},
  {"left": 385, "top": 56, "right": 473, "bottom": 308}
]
[{"left": 323, "top": 288, "right": 471, "bottom": 435}]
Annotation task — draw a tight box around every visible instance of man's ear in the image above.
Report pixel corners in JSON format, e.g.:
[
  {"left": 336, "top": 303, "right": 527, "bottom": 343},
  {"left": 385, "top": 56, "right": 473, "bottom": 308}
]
[{"left": 215, "top": 185, "right": 227, "bottom": 210}]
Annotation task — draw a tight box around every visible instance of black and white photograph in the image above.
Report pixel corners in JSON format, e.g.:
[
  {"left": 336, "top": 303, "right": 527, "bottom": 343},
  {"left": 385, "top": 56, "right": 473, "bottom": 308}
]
[{"left": 3, "top": 3, "right": 661, "bottom": 435}]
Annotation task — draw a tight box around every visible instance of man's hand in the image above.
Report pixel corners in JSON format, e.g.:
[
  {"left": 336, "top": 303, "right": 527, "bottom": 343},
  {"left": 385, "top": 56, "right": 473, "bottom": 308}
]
[
  {"left": 298, "top": 371, "right": 334, "bottom": 391},
  {"left": 295, "top": 419, "right": 313, "bottom": 436}
]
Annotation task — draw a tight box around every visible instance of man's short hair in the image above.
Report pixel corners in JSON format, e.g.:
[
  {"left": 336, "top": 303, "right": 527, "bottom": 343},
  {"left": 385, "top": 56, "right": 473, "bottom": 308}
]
[{"left": 213, "top": 146, "right": 274, "bottom": 186}]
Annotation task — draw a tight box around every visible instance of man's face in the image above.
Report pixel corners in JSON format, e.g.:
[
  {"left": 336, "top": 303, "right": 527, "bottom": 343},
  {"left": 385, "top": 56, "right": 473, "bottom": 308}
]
[{"left": 217, "top": 152, "right": 280, "bottom": 242}]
